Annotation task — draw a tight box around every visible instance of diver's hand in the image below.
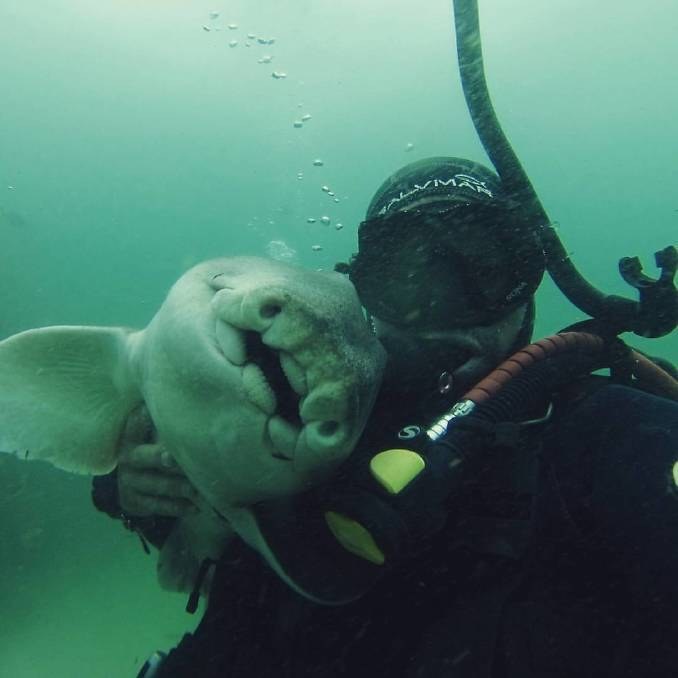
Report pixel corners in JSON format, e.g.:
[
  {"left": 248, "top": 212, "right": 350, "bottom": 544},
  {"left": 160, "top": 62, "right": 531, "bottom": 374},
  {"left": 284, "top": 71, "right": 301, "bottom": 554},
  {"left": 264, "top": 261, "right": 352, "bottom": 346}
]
[
  {"left": 117, "top": 443, "right": 200, "bottom": 517},
  {"left": 117, "top": 406, "right": 200, "bottom": 518}
]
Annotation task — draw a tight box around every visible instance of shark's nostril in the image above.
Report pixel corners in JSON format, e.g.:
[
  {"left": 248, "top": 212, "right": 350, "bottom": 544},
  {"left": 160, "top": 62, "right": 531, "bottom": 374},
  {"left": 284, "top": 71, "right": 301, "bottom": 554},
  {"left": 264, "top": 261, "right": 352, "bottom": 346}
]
[
  {"left": 260, "top": 304, "right": 282, "bottom": 319},
  {"left": 318, "top": 420, "right": 340, "bottom": 437}
]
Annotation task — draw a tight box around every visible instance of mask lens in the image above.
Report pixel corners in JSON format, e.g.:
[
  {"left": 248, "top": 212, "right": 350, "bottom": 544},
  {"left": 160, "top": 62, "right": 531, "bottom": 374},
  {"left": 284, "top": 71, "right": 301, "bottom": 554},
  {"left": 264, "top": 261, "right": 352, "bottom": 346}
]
[{"left": 350, "top": 204, "right": 543, "bottom": 329}]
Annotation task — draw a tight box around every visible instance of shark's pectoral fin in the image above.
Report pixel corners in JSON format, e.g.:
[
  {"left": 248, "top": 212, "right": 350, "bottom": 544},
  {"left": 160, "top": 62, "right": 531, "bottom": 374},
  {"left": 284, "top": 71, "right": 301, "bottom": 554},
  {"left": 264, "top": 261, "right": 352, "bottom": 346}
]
[{"left": 0, "top": 325, "right": 141, "bottom": 473}]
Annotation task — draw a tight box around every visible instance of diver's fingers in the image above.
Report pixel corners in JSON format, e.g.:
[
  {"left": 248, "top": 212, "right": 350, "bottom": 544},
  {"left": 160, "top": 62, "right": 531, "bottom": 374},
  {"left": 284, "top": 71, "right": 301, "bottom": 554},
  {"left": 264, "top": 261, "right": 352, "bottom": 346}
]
[
  {"left": 127, "top": 471, "right": 199, "bottom": 502},
  {"left": 120, "top": 443, "right": 180, "bottom": 472},
  {"left": 118, "top": 468, "right": 199, "bottom": 516},
  {"left": 149, "top": 496, "right": 197, "bottom": 517},
  {"left": 126, "top": 494, "right": 197, "bottom": 518}
]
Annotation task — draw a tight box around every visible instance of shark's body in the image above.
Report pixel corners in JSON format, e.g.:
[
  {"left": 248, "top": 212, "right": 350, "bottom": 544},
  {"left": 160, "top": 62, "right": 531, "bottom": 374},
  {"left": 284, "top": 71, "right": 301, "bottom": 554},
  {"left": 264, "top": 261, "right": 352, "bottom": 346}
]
[{"left": 0, "top": 257, "right": 385, "bottom": 599}]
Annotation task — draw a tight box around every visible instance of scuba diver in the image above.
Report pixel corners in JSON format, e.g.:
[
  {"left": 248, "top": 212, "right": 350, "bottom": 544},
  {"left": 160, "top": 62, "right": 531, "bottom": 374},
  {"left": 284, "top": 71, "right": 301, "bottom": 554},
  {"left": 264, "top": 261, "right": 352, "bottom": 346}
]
[
  {"left": 94, "top": 156, "right": 678, "bottom": 678},
  {"left": 93, "top": 2, "right": 678, "bottom": 675}
]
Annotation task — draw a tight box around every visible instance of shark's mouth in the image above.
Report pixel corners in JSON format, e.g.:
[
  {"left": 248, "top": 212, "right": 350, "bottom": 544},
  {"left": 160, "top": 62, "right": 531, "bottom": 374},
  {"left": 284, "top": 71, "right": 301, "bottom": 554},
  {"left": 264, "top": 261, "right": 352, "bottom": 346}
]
[
  {"left": 208, "top": 267, "right": 377, "bottom": 473},
  {"left": 239, "top": 326, "right": 353, "bottom": 469},
  {"left": 244, "top": 331, "right": 301, "bottom": 428}
]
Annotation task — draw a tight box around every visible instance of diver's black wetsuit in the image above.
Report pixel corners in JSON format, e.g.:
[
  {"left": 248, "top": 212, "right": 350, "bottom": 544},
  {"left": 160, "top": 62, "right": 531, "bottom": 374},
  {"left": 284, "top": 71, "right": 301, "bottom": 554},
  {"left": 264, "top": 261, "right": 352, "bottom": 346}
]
[{"left": 96, "top": 381, "right": 678, "bottom": 677}]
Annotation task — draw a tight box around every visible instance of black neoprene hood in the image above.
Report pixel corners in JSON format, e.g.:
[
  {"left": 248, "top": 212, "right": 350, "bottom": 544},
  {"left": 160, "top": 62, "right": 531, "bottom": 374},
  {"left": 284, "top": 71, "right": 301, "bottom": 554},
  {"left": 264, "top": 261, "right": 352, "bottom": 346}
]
[
  {"left": 350, "top": 157, "right": 546, "bottom": 329},
  {"left": 366, "top": 157, "right": 504, "bottom": 218}
]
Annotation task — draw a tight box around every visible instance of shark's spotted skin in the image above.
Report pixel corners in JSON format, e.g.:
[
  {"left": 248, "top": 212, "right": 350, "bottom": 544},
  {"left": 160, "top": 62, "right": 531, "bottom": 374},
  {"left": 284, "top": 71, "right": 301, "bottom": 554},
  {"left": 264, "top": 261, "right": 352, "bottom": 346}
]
[{"left": 0, "top": 257, "right": 385, "bottom": 594}]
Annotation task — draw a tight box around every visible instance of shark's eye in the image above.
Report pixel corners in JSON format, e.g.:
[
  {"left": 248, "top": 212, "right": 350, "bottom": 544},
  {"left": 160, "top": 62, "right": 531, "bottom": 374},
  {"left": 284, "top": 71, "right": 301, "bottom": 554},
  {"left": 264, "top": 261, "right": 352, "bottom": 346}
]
[{"left": 210, "top": 273, "right": 234, "bottom": 291}]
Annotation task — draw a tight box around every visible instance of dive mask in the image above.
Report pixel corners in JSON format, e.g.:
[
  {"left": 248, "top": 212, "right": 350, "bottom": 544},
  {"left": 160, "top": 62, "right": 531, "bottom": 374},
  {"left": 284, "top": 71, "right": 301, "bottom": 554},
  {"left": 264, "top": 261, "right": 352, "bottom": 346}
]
[{"left": 348, "top": 201, "right": 545, "bottom": 329}]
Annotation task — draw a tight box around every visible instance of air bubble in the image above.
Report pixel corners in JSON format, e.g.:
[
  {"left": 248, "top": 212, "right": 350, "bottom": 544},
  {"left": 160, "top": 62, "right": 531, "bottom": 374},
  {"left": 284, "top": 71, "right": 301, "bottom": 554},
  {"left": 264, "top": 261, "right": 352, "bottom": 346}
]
[{"left": 263, "top": 240, "right": 296, "bottom": 264}]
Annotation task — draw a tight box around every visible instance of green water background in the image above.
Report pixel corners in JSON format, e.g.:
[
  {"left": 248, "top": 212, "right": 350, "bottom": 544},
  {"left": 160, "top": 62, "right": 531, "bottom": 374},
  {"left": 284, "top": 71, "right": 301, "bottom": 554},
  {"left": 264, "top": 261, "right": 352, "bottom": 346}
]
[{"left": 1, "top": 1, "right": 676, "bottom": 675}]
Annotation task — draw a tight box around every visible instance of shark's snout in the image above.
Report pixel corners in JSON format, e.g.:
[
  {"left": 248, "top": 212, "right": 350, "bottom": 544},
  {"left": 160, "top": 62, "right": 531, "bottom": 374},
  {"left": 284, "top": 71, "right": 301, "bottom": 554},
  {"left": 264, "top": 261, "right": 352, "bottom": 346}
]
[
  {"left": 130, "top": 256, "right": 384, "bottom": 511},
  {"left": 212, "top": 282, "right": 356, "bottom": 473}
]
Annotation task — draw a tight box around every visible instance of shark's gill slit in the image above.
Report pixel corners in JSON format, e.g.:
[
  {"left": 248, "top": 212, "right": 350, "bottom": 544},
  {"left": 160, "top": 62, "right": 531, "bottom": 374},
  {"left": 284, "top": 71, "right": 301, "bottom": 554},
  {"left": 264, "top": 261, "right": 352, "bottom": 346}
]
[{"left": 244, "top": 331, "right": 301, "bottom": 426}]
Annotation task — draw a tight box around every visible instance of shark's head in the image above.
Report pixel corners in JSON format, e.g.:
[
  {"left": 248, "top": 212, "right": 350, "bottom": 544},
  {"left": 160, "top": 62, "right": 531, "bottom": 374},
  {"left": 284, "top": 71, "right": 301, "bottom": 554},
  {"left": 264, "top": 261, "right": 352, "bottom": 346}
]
[
  {"left": 137, "top": 257, "right": 386, "bottom": 511},
  {"left": 0, "top": 255, "right": 385, "bottom": 595}
]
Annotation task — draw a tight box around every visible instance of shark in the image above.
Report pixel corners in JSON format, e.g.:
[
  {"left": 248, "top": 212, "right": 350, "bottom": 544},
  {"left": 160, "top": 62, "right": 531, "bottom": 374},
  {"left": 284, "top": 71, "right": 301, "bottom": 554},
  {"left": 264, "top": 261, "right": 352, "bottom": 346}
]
[{"left": 0, "top": 256, "right": 386, "bottom": 600}]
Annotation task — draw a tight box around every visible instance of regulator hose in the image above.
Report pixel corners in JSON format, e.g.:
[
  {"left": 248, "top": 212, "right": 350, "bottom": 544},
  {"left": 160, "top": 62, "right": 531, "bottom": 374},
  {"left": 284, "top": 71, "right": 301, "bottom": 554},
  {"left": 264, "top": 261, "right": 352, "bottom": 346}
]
[
  {"left": 451, "top": 0, "right": 677, "bottom": 338},
  {"left": 326, "top": 331, "right": 678, "bottom": 571},
  {"left": 250, "top": 332, "right": 678, "bottom": 605}
]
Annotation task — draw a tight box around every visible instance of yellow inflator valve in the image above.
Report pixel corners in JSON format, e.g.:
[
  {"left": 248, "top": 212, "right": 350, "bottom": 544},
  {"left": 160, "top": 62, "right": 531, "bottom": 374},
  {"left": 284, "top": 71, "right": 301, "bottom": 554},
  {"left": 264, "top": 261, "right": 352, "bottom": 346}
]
[
  {"left": 325, "top": 511, "right": 385, "bottom": 565},
  {"left": 369, "top": 449, "right": 426, "bottom": 495}
]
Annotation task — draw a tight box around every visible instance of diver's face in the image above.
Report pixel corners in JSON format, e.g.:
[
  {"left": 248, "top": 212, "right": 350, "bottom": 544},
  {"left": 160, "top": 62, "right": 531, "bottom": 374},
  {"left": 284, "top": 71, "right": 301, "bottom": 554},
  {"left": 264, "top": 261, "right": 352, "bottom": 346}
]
[{"left": 373, "top": 303, "right": 528, "bottom": 396}]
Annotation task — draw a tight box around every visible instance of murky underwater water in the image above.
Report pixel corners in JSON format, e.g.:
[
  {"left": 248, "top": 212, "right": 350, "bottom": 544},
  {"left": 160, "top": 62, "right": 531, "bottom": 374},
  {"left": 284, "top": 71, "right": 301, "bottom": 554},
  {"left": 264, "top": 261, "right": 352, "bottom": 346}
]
[{"left": 0, "top": 0, "right": 676, "bottom": 675}]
